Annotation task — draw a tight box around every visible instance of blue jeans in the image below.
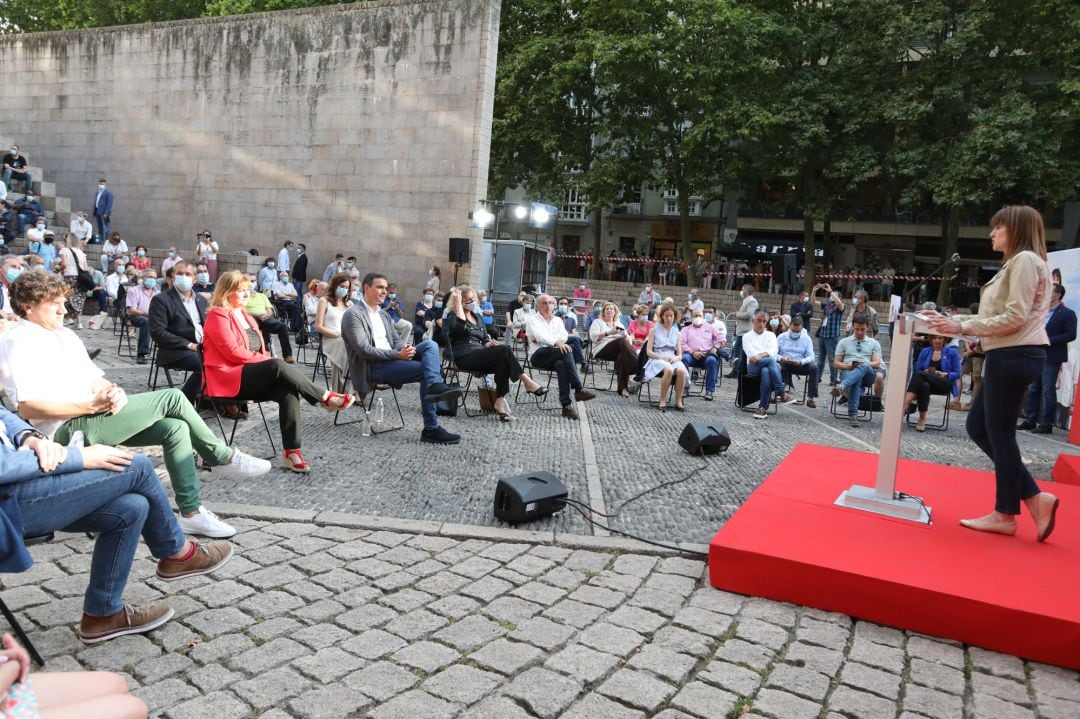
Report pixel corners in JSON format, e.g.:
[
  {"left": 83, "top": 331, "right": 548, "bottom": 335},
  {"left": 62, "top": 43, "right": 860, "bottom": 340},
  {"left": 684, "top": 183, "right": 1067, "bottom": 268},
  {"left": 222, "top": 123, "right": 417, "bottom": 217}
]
[
  {"left": 368, "top": 339, "right": 442, "bottom": 430},
  {"left": 130, "top": 315, "right": 151, "bottom": 356},
  {"left": 3, "top": 170, "right": 31, "bottom": 192},
  {"left": 1024, "top": 360, "right": 1061, "bottom": 429},
  {"left": 747, "top": 355, "right": 783, "bottom": 409},
  {"left": 531, "top": 347, "right": 582, "bottom": 406},
  {"left": 16, "top": 455, "right": 185, "bottom": 617},
  {"left": 838, "top": 364, "right": 877, "bottom": 416},
  {"left": 566, "top": 335, "right": 586, "bottom": 366},
  {"left": 682, "top": 353, "right": 720, "bottom": 392},
  {"left": 16, "top": 213, "right": 35, "bottom": 235},
  {"left": 818, "top": 335, "right": 839, "bottom": 384},
  {"left": 95, "top": 213, "right": 110, "bottom": 242},
  {"left": 782, "top": 361, "right": 819, "bottom": 398},
  {"left": 969, "top": 346, "right": 1045, "bottom": 515}
]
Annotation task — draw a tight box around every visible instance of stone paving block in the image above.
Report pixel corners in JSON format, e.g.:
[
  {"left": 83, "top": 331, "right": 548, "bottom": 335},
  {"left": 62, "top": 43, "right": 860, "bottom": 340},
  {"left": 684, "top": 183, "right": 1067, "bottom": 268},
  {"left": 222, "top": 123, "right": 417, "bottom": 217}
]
[
  {"left": 415, "top": 570, "right": 472, "bottom": 595},
  {"left": 653, "top": 625, "right": 714, "bottom": 658},
  {"left": 188, "top": 633, "right": 256, "bottom": 664},
  {"left": 382, "top": 608, "right": 450, "bottom": 641},
  {"left": 738, "top": 598, "right": 799, "bottom": 627},
  {"left": 373, "top": 570, "right": 419, "bottom": 592},
  {"left": 461, "top": 575, "right": 514, "bottom": 602},
  {"left": 77, "top": 634, "right": 161, "bottom": 671},
  {"left": 406, "top": 535, "right": 460, "bottom": 554},
  {"left": 152, "top": 621, "right": 201, "bottom": 653},
  {"left": 162, "top": 689, "right": 251, "bottom": 719},
  {"left": 610, "top": 553, "right": 658, "bottom": 576},
  {"left": 794, "top": 616, "right": 849, "bottom": 651},
  {"left": 562, "top": 693, "right": 646, "bottom": 718},
  {"left": 309, "top": 525, "right": 369, "bottom": 542},
  {"left": 424, "top": 663, "right": 503, "bottom": 704},
  {"left": 205, "top": 556, "right": 262, "bottom": 581},
  {"left": 134, "top": 651, "right": 195, "bottom": 683},
  {"left": 839, "top": 660, "right": 902, "bottom": 701},
  {"left": 368, "top": 689, "right": 459, "bottom": 719},
  {"left": 529, "top": 545, "right": 574, "bottom": 562},
  {"left": 336, "top": 603, "right": 398, "bottom": 632},
  {"left": 672, "top": 606, "right": 734, "bottom": 639},
  {"left": 346, "top": 558, "right": 400, "bottom": 579},
  {"left": 229, "top": 529, "right": 281, "bottom": 550},
  {"left": 784, "top": 640, "right": 845, "bottom": 675},
  {"left": 134, "top": 678, "right": 200, "bottom": 713},
  {"left": 505, "top": 554, "right": 557, "bottom": 577},
  {"left": 292, "top": 622, "right": 352, "bottom": 650},
  {"left": 657, "top": 556, "right": 706, "bottom": 578},
  {"left": 365, "top": 530, "right": 413, "bottom": 547},
  {"left": 374, "top": 545, "right": 430, "bottom": 567},
  {"left": 908, "top": 656, "right": 965, "bottom": 694},
  {"left": 293, "top": 598, "right": 347, "bottom": 623},
  {"left": 426, "top": 594, "right": 481, "bottom": 620},
  {"left": 288, "top": 684, "right": 372, "bottom": 719},
  {"left": 184, "top": 606, "right": 257, "bottom": 636},
  {"left": 340, "top": 629, "right": 408, "bottom": 660},
  {"left": 575, "top": 622, "right": 646, "bottom": 657},
  {"left": 503, "top": 666, "right": 583, "bottom": 719},
  {"left": 483, "top": 596, "right": 544, "bottom": 625},
  {"left": 451, "top": 555, "right": 502, "bottom": 579},
  {"left": 228, "top": 636, "right": 310, "bottom": 675},
  {"left": 589, "top": 570, "right": 644, "bottom": 594},
  {"left": 902, "top": 683, "right": 964, "bottom": 718},
  {"left": 188, "top": 663, "right": 244, "bottom": 693},
  {"left": 1029, "top": 663, "right": 1080, "bottom": 701},
  {"left": 392, "top": 640, "right": 460, "bottom": 673},
  {"left": 689, "top": 588, "right": 744, "bottom": 615},
  {"left": 669, "top": 681, "right": 738, "bottom": 719},
  {"left": 629, "top": 587, "right": 686, "bottom": 617},
  {"left": 24, "top": 595, "right": 84, "bottom": 627},
  {"left": 969, "top": 646, "right": 1027, "bottom": 682},
  {"left": 41, "top": 572, "right": 91, "bottom": 598},
  {"left": 510, "top": 580, "right": 566, "bottom": 606},
  {"left": 406, "top": 559, "right": 452, "bottom": 578},
  {"left": 1037, "top": 695, "right": 1080, "bottom": 719},
  {"left": 764, "top": 662, "right": 832, "bottom": 702},
  {"left": 504, "top": 616, "right": 575, "bottom": 652},
  {"left": 238, "top": 588, "right": 306, "bottom": 618},
  {"left": 853, "top": 620, "right": 905, "bottom": 647},
  {"left": 262, "top": 521, "right": 322, "bottom": 538},
  {"left": 327, "top": 540, "right": 384, "bottom": 561},
  {"left": 848, "top": 637, "right": 905, "bottom": 673},
  {"left": 653, "top": 711, "right": 697, "bottom": 719},
  {"left": 606, "top": 605, "right": 668, "bottom": 634},
  {"left": 342, "top": 660, "right": 420, "bottom": 702},
  {"left": 971, "top": 671, "right": 1032, "bottom": 706},
  {"left": 544, "top": 598, "right": 608, "bottom": 629},
  {"left": 470, "top": 637, "right": 544, "bottom": 675},
  {"left": 546, "top": 643, "right": 621, "bottom": 684},
  {"left": 378, "top": 588, "right": 434, "bottom": 612},
  {"left": 714, "top": 637, "right": 775, "bottom": 671},
  {"left": 540, "top": 566, "right": 588, "bottom": 590},
  {"left": 799, "top": 606, "right": 853, "bottom": 627},
  {"left": 289, "top": 550, "right": 346, "bottom": 574},
  {"left": 292, "top": 645, "right": 366, "bottom": 683},
  {"left": 479, "top": 542, "right": 532, "bottom": 562},
  {"left": 905, "top": 634, "right": 965, "bottom": 670},
  {"left": 627, "top": 644, "right": 697, "bottom": 683},
  {"left": 567, "top": 584, "right": 626, "bottom": 609},
  {"left": 698, "top": 659, "right": 764, "bottom": 696},
  {"left": 971, "top": 694, "right": 1037, "bottom": 719},
  {"left": 335, "top": 585, "right": 383, "bottom": 608},
  {"left": 642, "top": 571, "right": 696, "bottom": 597},
  {"left": 187, "top": 579, "right": 254, "bottom": 608},
  {"left": 753, "top": 687, "right": 822, "bottom": 719},
  {"left": 828, "top": 685, "right": 899, "bottom": 719},
  {"left": 598, "top": 668, "right": 676, "bottom": 712},
  {"left": 736, "top": 617, "right": 791, "bottom": 650},
  {"left": 433, "top": 614, "right": 507, "bottom": 651},
  {"left": 465, "top": 696, "right": 536, "bottom": 718},
  {"left": 0, "top": 585, "right": 51, "bottom": 611},
  {"left": 242, "top": 546, "right": 301, "bottom": 570},
  {"left": 309, "top": 567, "right": 365, "bottom": 593},
  {"left": 284, "top": 579, "right": 335, "bottom": 602},
  {"left": 233, "top": 665, "right": 313, "bottom": 709}
]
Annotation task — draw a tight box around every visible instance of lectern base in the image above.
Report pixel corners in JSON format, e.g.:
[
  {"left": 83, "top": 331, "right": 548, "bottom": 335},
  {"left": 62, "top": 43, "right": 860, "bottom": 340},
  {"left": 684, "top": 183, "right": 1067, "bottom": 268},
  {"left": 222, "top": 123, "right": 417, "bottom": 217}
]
[{"left": 835, "top": 484, "right": 932, "bottom": 524}]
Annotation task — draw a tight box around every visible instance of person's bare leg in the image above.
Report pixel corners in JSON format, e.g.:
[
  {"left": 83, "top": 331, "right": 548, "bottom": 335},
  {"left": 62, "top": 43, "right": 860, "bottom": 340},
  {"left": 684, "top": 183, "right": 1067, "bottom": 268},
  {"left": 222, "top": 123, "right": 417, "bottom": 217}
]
[
  {"left": 34, "top": 672, "right": 146, "bottom": 719},
  {"left": 674, "top": 369, "right": 687, "bottom": 407},
  {"left": 659, "top": 367, "right": 672, "bottom": 409},
  {"left": 517, "top": 373, "right": 541, "bottom": 392}
]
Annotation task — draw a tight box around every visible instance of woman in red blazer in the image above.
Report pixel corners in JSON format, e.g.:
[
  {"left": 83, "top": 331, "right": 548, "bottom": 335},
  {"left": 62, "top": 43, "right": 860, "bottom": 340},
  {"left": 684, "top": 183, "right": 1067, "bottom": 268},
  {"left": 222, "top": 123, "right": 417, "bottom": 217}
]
[{"left": 203, "top": 271, "right": 354, "bottom": 472}]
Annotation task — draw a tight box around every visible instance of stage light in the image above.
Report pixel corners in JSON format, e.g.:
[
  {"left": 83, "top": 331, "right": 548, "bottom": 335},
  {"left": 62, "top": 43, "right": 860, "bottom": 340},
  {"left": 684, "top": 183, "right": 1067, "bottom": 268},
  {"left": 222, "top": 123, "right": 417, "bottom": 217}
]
[
  {"left": 473, "top": 208, "right": 494, "bottom": 228},
  {"left": 513, "top": 205, "right": 528, "bottom": 220},
  {"left": 531, "top": 207, "right": 550, "bottom": 225},
  {"left": 528, "top": 202, "right": 556, "bottom": 229}
]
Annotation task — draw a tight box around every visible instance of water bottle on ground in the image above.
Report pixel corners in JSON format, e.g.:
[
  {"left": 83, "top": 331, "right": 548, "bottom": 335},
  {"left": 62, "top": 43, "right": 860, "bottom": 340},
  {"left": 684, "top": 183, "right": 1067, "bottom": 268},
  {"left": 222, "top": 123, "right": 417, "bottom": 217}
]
[
  {"left": 374, "top": 397, "right": 385, "bottom": 425},
  {"left": 360, "top": 409, "right": 371, "bottom": 437}
]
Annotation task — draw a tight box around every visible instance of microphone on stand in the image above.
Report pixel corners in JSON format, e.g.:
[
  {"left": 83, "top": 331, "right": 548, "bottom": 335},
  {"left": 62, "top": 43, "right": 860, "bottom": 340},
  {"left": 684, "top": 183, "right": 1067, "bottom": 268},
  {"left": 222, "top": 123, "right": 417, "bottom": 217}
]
[{"left": 906, "top": 253, "right": 961, "bottom": 305}]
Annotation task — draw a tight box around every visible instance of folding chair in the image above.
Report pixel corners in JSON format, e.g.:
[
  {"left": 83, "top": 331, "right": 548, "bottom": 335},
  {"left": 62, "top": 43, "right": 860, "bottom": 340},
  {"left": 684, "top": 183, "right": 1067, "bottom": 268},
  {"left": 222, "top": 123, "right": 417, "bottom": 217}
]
[
  {"left": 830, "top": 385, "right": 880, "bottom": 422},
  {"left": 441, "top": 345, "right": 488, "bottom": 418},
  {"left": 147, "top": 343, "right": 190, "bottom": 391},
  {"left": 0, "top": 533, "right": 53, "bottom": 667},
  {"left": 513, "top": 352, "right": 556, "bottom": 410},
  {"left": 116, "top": 306, "right": 136, "bottom": 359},
  {"left": 333, "top": 367, "right": 403, "bottom": 433},
  {"left": 197, "top": 351, "right": 276, "bottom": 456},
  {"left": 904, "top": 390, "right": 951, "bottom": 431},
  {"left": 734, "top": 353, "right": 777, "bottom": 415}
]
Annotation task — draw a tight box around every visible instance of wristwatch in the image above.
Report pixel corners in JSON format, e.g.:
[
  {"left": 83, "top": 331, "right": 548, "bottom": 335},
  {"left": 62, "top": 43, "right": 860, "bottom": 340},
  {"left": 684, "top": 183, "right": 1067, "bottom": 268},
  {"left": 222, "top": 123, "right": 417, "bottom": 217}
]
[{"left": 13, "top": 428, "right": 46, "bottom": 448}]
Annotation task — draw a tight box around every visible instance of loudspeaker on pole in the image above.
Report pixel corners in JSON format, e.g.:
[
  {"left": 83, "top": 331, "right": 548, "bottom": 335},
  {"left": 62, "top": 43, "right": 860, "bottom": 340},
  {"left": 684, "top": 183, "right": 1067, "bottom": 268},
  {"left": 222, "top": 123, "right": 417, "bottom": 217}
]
[{"left": 449, "top": 237, "right": 471, "bottom": 264}]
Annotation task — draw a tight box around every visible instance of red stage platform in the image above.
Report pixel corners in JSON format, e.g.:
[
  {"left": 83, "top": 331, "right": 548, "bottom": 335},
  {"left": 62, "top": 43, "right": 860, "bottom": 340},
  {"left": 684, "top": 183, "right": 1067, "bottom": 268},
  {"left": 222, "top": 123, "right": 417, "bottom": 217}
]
[
  {"left": 709, "top": 444, "right": 1080, "bottom": 669},
  {"left": 1052, "top": 453, "right": 1080, "bottom": 486}
]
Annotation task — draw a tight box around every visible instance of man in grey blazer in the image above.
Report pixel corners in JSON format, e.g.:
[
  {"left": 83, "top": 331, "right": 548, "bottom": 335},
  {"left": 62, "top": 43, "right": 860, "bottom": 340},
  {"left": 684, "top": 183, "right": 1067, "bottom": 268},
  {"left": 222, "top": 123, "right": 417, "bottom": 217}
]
[{"left": 342, "top": 272, "right": 464, "bottom": 444}]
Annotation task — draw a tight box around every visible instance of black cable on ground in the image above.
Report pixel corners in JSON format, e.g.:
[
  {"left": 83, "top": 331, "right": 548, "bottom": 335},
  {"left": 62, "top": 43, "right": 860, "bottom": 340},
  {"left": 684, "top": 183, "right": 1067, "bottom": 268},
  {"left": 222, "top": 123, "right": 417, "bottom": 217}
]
[{"left": 558, "top": 500, "right": 708, "bottom": 558}]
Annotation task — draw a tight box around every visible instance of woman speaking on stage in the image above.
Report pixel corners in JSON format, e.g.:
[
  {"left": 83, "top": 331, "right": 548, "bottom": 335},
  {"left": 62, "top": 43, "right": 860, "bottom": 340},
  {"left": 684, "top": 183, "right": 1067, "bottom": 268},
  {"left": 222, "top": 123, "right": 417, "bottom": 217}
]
[{"left": 927, "top": 205, "right": 1060, "bottom": 541}]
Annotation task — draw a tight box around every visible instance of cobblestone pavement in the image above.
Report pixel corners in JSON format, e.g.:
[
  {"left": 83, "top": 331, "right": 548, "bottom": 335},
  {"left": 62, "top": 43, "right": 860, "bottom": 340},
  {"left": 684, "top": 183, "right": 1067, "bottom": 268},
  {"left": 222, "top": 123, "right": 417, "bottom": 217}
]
[{"left": 8, "top": 512, "right": 1079, "bottom": 719}]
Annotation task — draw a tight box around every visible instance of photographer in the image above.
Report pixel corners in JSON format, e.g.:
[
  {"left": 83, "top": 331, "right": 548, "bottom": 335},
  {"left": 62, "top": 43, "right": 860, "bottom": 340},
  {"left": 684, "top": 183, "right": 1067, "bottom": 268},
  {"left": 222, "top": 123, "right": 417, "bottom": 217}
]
[{"left": 812, "top": 282, "right": 844, "bottom": 386}]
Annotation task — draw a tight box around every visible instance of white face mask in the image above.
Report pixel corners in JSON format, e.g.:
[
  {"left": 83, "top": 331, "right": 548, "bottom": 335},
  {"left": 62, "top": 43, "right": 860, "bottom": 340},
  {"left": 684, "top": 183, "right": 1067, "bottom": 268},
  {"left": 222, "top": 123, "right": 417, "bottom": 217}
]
[
  {"left": 790, "top": 329, "right": 801, "bottom": 337},
  {"left": 692, "top": 316, "right": 704, "bottom": 327},
  {"left": 769, "top": 319, "right": 779, "bottom": 329}
]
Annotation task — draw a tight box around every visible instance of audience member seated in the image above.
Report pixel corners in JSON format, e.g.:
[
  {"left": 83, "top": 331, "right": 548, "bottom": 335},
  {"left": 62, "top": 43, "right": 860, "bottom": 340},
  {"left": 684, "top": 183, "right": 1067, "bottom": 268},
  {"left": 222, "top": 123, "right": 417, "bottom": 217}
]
[
  {"left": 0, "top": 633, "right": 148, "bottom": 715},
  {"left": 682, "top": 288, "right": 704, "bottom": 324},
  {"left": 302, "top": 279, "right": 324, "bottom": 336},
  {"left": 557, "top": 297, "right": 578, "bottom": 333},
  {"left": 904, "top": 333, "right": 961, "bottom": 431},
  {"left": 589, "top": 301, "right": 637, "bottom": 397},
  {"left": 149, "top": 261, "right": 206, "bottom": 403},
  {"left": 316, "top": 273, "right": 354, "bottom": 392},
  {"left": 203, "top": 271, "right": 355, "bottom": 472},
  {"left": 744, "top": 309, "right": 796, "bottom": 419},
  {"left": 87, "top": 264, "right": 108, "bottom": 314},
  {"left": 511, "top": 294, "right": 535, "bottom": 337},
  {"left": 126, "top": 269, "right": 159, "bottom": 364},
  {"left": 642, "top": 304, "right": 689, "bottom": 411},
  {"left": 194, "top": 262, "right": 215, "bottom": 296},
  {"left": 582, "top": 300, "right": 604, "bottom": 333},
  {"left": 244, "top": 276, "right": 294, "bottom": 363},
  {"left": 525, "top": 294, "right": 596, "bottom": 419},
  {"left": 477, "top": 288, "right": 500, "bottom": 339},
  {"left": 0, "top": 405, "right": 233, "bottom": 645},
  {"left": 414, "top": 287, "right": 436, "bottom": 344},
  {"left": 831, "top": 313, "right": 885, "bottom": 426},
  {"left": 703, "top": 305, "right": 731, "bottom": 360},
  {"left": 777, "top": 315, "right": 819, "bottom": 408},
  {"left": 131, "top": 245, "right": 152, "bottom": 272},
  {"left": 0, "top": 271, "right": 270, "bottom": 538},
  {"left": 100, "top": 231, "right": 128, "bottom": 273},
  {"left": 680, "top": 307, "right": 725, "bottom": 401},
  {"left": 341, "top": 272, "right": 464, "bottom": 444},
  {"left": 0, "top": 257, "right": 23, "bottom": 321},
  {"left": 572, "top": 282, "right": 592, "bottom": 316},
  {"left": 445, "top": 286, "right": 546, "bottom": 421},
  {"left": 380, "top": 283, "right": 413, "bottom": 345},
  {"left": 14, "top": 195, "right": 42, "bottom": 237},
  {"left": 0, "top": 201, "right": 14, "bottom": 245},
  {"left": 270, "top": 269, "right": 301, "bottom": 331},
  {"left": 2, "top": 144, "right": 31, "bottom": 192},
  {"left": 161, "top": 246, "right": 182, "bottom": 277},
  {"left": 256, "top": 257, "right": 277, "bottom": 292}
]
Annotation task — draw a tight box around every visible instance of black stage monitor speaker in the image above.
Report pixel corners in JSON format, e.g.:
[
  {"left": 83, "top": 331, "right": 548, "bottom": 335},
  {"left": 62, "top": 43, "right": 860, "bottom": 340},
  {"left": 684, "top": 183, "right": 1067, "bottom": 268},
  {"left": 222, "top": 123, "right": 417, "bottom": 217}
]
[
  {"left": 449, "top": 237, "right": 471, "bottom": 264},
  {"left": 493, "top": 471, "right": 567, "bottom": 523},
  {"left": 678, "top": 421, "right": 731, "bottom": 455}
]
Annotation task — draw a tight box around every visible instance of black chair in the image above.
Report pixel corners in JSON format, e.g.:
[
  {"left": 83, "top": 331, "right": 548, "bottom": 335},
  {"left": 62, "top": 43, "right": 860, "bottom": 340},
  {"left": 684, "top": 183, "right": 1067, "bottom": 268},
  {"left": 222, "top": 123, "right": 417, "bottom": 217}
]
[
  {"left": 197, "top": 351, "right": 276, "bottom": 456},
  {"left": 512, "top": 352, "right": 556, "bottom": 410},
  {"left": 830, "top": 385, "right": 880, "bottom": 422},
  {"left": 905, "top": 390, "right": 951, "bottom": 431},
  {"left": 147, "top": 343, "right": 191, "bottom": 392},
  {"left": 116, "top": 306, "right": 136, "bottom": 359},
  {"left": 734, "top": 352, "right": 777, "bottom": 415},
  {"left": 441, "top": 346, "right": 488, "bottom": 418},
  {"left": 334, "top": 367, "right": 403, "bottom": 433}
]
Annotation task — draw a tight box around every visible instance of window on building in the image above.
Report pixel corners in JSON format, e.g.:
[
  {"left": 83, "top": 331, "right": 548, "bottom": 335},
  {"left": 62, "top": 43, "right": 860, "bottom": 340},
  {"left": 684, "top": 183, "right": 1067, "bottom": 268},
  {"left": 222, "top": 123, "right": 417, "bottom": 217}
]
[
  {"left": 562, "top": 188, "right": 589, "bottom": 222},
  {"left": 662, "top": 188, "right": 701, "bottom": 216}
]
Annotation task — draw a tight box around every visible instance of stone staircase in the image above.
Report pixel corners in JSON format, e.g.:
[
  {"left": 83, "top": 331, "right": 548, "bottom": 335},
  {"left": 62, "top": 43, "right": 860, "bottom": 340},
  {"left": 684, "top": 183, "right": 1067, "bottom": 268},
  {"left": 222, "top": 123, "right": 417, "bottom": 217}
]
[{"left": 1, "top": 133, "right": 74, "bottom": 244}]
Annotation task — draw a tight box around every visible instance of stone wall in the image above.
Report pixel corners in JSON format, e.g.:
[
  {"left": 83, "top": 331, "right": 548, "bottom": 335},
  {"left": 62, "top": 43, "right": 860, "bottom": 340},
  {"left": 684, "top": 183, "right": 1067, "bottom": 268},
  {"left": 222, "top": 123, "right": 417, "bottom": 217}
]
[{"left": 0, "top": 0, "right": 499, "bottom": 298}]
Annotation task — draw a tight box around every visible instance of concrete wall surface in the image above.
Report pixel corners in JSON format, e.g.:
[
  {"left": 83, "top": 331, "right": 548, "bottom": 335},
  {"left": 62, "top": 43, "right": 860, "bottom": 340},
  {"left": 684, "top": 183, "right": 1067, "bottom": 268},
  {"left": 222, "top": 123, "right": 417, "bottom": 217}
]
[{"left": 0, "top": 0, "right": 499, "bottom": 297}]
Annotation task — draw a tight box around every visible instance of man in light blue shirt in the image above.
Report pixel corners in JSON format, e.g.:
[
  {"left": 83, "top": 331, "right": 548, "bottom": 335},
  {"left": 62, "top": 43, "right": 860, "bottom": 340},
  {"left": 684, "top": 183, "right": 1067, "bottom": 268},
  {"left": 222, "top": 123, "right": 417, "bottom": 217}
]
[{"left": 777, "top": 315, "right": 819, "bottom": 407}]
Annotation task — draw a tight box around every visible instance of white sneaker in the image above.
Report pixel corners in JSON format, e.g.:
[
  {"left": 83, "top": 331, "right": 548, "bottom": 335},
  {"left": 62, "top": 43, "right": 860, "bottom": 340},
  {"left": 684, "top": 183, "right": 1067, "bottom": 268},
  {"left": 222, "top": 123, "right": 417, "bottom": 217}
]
[
  {"left": 210, "top": 449, "right": 272, "bottom": 478},
  {"left": 177, "top": 506, "right": 236, "bottom": 538}
]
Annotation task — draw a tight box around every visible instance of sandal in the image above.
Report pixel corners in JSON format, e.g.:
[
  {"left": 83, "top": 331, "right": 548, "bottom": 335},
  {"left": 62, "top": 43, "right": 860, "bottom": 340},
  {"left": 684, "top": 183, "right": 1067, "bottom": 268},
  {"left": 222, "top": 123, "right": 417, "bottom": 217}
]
[
  {"left": 320, "top": 392, "right": 355, "bottom": 413},
  {"left": 528, "top": 386, "right": 549, "bottom": 397},
  {"left": 915, "top": 420, "right": 926, "bottom": 432},
  {"left": 495, "top": 399, "right": 513, "bottom": 422},
  {"left": 282, "top": 449, "right": 310, "bottom": 473}
]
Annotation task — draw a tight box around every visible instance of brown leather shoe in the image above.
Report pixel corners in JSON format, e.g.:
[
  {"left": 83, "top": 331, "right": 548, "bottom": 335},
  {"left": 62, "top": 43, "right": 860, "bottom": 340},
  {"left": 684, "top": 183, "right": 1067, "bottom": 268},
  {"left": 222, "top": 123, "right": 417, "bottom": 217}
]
[
  {"left": 574, "top": 389, "right": 596, "bottom": 403},
  {"left": 220, "top": 403, "right": 246, "bottom": 420},
  {"left": 156, "top": 540, "right": 234, "bottom": 581},
  {"left": 78, "top": 603, "right": 174, "bottom": 644},
  {"left": 1028, "top": 492, "right": 1060, "bottom": 542},
  {"left": 562, "top": 405, "right": 579, "bottom": 420},
  {"left": 284, "top": 356, "right": 296, "bottom": 364},
  {"left": 959, "top": 513, "right": 1017, "bottom": 536}
]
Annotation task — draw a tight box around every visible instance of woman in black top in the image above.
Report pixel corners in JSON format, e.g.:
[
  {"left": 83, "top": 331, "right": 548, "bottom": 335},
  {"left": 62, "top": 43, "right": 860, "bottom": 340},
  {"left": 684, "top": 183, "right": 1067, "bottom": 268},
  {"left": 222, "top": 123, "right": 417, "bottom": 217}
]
[{"left": 445, "top": 286, "right": 547, "bottom": 421}]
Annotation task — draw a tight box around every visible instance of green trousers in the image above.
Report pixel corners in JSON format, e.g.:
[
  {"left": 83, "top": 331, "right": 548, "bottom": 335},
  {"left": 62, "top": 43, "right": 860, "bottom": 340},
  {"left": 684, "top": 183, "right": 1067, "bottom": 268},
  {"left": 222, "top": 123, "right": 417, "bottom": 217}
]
[{"left": 55, "top": 388, "right": 232, "bottom": 515}]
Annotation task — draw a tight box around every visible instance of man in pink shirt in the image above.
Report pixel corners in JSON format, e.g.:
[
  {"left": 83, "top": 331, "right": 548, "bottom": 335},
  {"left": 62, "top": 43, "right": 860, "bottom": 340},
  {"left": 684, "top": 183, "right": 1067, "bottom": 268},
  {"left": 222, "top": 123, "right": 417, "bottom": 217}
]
[
  {"left": 572, "top": 282, "right": 592, "bottom": 316},
  {"left": 126, "top": 269, "right": 160, "bottom": 364},
  {"left": 680, "top": 307, "right": 725, "bottom": 400}
]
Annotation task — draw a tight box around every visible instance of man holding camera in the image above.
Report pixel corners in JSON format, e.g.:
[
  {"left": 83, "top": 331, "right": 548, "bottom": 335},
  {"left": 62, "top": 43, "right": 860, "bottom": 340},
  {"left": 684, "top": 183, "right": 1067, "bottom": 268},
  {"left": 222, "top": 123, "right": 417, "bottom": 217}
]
[
  {"left": 831, "top": 314, "right": 883, "bottom": 426},
  {"left": 813, "top": 282, "right": 844, "bottom": 386}
]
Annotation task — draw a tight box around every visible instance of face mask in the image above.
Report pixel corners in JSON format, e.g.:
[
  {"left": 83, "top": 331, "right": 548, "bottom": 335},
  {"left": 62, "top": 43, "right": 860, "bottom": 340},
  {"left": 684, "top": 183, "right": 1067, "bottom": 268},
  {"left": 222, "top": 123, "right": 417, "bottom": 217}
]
[
  {"left": 769, "top": 319, "right": 779, "bottom": 329},
  {"left": 688, "top": 293, "right": 694, "bottom": 301},
  {"left": 434, "top": 301, "right": 444, "bottom": 309},
  {"left": 267, "top": 262, "right": 275, "bottom": 269},
  {"left": 137, "top": 250, "right": 146, "bottom": 257},
  {"left": 704, "top": 313, "right": 714, "bottom": 322},
  {"left": 279, "top": 274, "right": 289, "bottom": 281},
  {"left": 388, "top": 293, "right": 396, "bottom": 299},
  {"left": 579, "top": 284, "right": 586, "bottom": 290},
  {"left": 593, "top": 307, "right": 601, "bottom": 315},
  {"left": 347, "top": 262, "right": 354, "bottom": 269},
  {"left": 692, "top": 316, "right": 704, "bottom": 327},
  {"left": 168, "top": 251, "right": 176, "bottom": 258},
  {"left": 196, "top": 272, "right": 210, "bottom": 284},
  {"left": 116, "top": 265, "right": 126, "bottom": 274},
  {"left": 335, "top": 286, "right": 348, "bottom": 298},
  {"left": 173, "top": 276, "right": 193, "bottom": 292},
  {"left": 26, "top": 196, "right": 34, "bottom": 202},
  {"left": 423, "top": 294, "right": 433, "bottom": 302},
  {"left": 523, "top": 304, "right": 533, "bottom": 311},
  {"left": 143, "top": 278, "right": 157, "bottom": 290},
  {"left": 98, "top": 184, "right": 106, "bottom": 191},
  {"left": 5, "top": 268, "right": 21, "bottom": 283},
  {"left": 790, "top": 330, "right": 801, "bottom": 338},
  {"left": 8, "top": 149, "right": 15, "bottom": 155},
  {"left": 465, "top": 301, "right": 480, "bottom": 313},
  {"left": 557, "top": 306, "right": 568, "bottom": 315},
  {"left": 35, "top": 224, "right": 44, "bottom": 231},
  {"left": 637, "top": 315, "right": 648, "bottom": 322}
]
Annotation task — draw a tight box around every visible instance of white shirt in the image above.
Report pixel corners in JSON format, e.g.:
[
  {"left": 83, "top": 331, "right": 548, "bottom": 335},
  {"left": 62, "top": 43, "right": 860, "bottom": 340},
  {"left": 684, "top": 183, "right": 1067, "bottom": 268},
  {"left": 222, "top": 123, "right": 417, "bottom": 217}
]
[
  {"left": 365, "top": 302, "right": 391, "bottom": 351},
  {"left": 741, "top": 328, "right": 778, "bottom": 361},
  {"left": 70, "top": 218, "right": 92, "bottom": 242},
  {"left": 0, "top": 180, "right": 7, "bottom": 202},
  {"left": 0, "top": 321, "right": 103, "bottom": 438},
  {"left": 525, "top": 313, "right": 568, "bottom": 359},
  {"left": 105, "top": 271, "right": 127, "bottom": 300},
  {"left": 277, "top": 248, "right": 291, "bottom": 273},
  {"left": 103, "top": 239, "right": 128, "bottom": 257},
  {"left": 271, "top": 280, "right": 297, "bottom": 299},
  {"left": 709, "top": 319, "right": 728, "bottom": 345},
  {"left": 181, "top": 292, "right": 204, "bottom": 343},
  {"left": 25, "top": 227, "right": 44, "bottom": 246}
]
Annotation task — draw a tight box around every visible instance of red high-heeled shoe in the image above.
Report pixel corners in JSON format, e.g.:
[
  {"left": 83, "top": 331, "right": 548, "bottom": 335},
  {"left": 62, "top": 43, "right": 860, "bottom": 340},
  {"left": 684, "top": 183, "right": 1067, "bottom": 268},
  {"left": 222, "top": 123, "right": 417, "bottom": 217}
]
[
  {"left": 320, "top": 392, "right": 355, "bottom": 413},
  {"left": 282, "top": 449, "right": 310, "bottom": 473}
]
